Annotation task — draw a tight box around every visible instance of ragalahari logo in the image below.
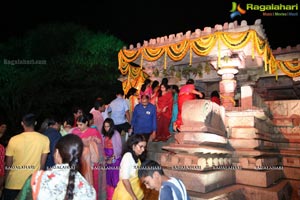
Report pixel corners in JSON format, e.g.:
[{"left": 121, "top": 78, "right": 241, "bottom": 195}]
[{"left": 230, "top": 2, "right": 246, "bottom": 19}]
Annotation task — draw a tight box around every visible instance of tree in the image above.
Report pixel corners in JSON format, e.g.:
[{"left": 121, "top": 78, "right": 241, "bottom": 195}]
[{"left": 0, "top": 23, "right": 125, "bottom": 134}]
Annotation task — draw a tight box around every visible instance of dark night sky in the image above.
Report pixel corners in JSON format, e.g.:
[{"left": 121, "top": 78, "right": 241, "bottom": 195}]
[{"left": 0, "top": 1, "right": 299, "bottom": 49}]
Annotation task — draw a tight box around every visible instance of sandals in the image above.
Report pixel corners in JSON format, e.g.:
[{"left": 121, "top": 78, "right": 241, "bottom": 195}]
[{"left": 173, "top": 123, "right": 181, "bottom": 132}]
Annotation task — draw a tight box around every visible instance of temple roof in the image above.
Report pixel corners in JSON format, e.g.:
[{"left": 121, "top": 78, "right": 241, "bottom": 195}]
[
  {"left": 118, "top": 19, "right": 300, "bottom": 100},
  {"left": 124, "top": 19, "right": 267, "bottom": 50}
]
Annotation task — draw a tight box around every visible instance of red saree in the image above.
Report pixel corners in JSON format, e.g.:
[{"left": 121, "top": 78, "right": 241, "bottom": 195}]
[{"left": 155, "top": 91, "right": 173, "bottom": 141}]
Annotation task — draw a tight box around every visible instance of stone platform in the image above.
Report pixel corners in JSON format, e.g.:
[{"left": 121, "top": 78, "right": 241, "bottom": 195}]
[
  {"left": 235, "top": 169, "right": 283, "bottom": 187},
  {"left": 164, "top": 169, "right": 235, "bottom": 193},
  {"left": 187, "top": 179, "right": 292, "bottom": 200}
]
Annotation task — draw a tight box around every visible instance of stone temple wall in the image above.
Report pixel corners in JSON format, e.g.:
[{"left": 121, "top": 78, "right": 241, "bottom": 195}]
[
  {"left": 266, "top": 100, "right": 300, "bottom": 200},
  {"left": 147, "top": 98, "right": 299, "bottom": 199}
]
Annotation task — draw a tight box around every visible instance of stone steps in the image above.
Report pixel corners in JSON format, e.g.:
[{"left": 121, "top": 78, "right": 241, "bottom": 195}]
[
  {"left": 174, "top": 132, "right": 227, "bottom": 146},
  {"left": 229, "top": 138, "right": 277, "bottom": 150}
]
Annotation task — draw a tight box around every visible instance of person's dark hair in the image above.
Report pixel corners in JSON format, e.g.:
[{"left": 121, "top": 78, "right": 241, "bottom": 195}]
[
  {"left": 39, "top": 119, "right": 49, "bottom": 133},
  {"left": 170, "top": 85, "right": 179, "bottom": 94},
  {"left": 186, "top": 78, "right": 194, "bottom": 85},
  {"left": 87, "top": 113, "right": 93, "bottom": 121},
  {"left": 22, "top": 113, "right": 36, "bottom": 127},
  {"left": 151, "top": 80, "right": 159, "bottom": 91},
  {"left": 140, "top": 94, "right": 150, "bottom": 100},
  {"left": 211, "top": 90, "right": 220, "bottom": 98},
  {"left": 39, "top": 117, "right": 58, "bottom": 133},
  {"left": 63, "top": 115, "right": 74, "bottom": 127},
  {"left": 55, "top": 134, "right": 83, "bottom": 200},
  {"left": 72, "top": 106, "right": 82, "bottom": 115},
  {"left": 76, "top": 114, "right": 89, "bottom": 124},
  {"left": 116, "top": 89, "right": 124, "bottom": 96},
  {"left": 125, "top": 87, "right": 138, "bottom": 99},
  {"left": 138, "top": 160, "right": 164, "bottom": 178},
  {"left": 122, "top": 134, "right": 147, "bottom": 162},
  {"left": 0, "top": 120, "right": 9, "bottom": 147},
  {"left": 158, "top": 82, "right": 170, "bottom": 97},
  {"left": 0, "top": 119, "right": 7, "bottom": 127},
  {"left": 161, "top": 77, "right": 168, "bottom": 86},
  {"left": 101, "top": 118, "right": 115, "bottom": 139},
  {"left": 86, "top": 113, "right": 94, "bottom": 126},
  {"left": 94, "top": 98, "right": 105, "bottom": 110},
  {"left": 141, "top": 79, "right": 151, "bottom": 92},
  {"left": 39, "top": 118, "right": 58, "bottom": 133}
]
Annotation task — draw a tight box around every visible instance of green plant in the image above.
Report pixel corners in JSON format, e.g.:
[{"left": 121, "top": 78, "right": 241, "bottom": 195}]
[
  {"left": 169, "top": 65, "right": 176, "bottom": 76},
  {"left": 163, "top": 68, "right": 168, "bottom": 76},
  {"left": 204, "top": 62, "right": 211, "bottom": 74},
  {"left": 153, "top": 68, "right": 160, "bottom": 77},
  {"left": 175, "top": 70, "right": 181, "bottom": 80},
  {"left": 182, "top": 66, "right": 191, "bottom": 79}
]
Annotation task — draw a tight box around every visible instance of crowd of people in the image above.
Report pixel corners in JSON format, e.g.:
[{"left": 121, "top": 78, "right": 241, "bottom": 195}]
[{"left": 0, "top": 77, "right": 221, "bottom": 199}]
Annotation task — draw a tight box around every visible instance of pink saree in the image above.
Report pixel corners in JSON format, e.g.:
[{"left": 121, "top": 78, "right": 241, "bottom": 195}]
[
  {"left": 72, "top": 127, "right": 106, "bottom": 200},
  {"left": 175, "top": 84, "right": 196, "bottom": 129}
]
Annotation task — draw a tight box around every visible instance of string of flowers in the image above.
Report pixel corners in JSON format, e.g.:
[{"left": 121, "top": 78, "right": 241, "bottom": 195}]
[{"left": 118, "top": 30, "right": 300, "bottom": 79}]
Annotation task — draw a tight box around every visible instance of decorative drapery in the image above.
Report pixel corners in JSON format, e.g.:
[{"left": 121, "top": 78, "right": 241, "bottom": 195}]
[
  {"left": 118, "top": 29, "right": 300, "bottom": 80},
  {"left": 120, "top": 62, "right": 149, "bottom": 94}
]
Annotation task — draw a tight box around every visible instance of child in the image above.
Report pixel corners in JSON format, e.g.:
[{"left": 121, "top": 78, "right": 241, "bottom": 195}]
[{"left": 138, "top": 160, "right": 190, "bottom": 200}]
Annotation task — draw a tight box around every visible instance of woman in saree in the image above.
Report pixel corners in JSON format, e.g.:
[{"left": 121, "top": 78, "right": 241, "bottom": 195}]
[
  {"left": 139, "top": 78, "right": 152, "bottom": 101},
  {"left": 101, "top": 118, "right": 122, "bottom": 200},
  {"left": 149, "top": 80, "right": 160, "bottom": 106},
  {"left": 72, "top": 114, "right": 106, "bottom": 200},
  {"left": 112, "top": 134, "right": 147, "bottom": 200},
  {"left": 174, "top": 79, "right": 203, "bottom": 131},
  {"left": 125, "top": 87, "right": 139, "bottom": 122},
  {"left": 153, "top": 82, "right": 173, "bottom": 142},
  {"left": 169, "top": 84, "right": 179, "bottom": 133}
]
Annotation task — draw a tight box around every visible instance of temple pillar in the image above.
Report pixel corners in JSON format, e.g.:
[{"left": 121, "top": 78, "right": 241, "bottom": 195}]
[
  {"left": 217, "top": 66, "right": 238, "bottom": 108},
  {"left": 241, "top": 85, "right": 254, "bottom": 108}
]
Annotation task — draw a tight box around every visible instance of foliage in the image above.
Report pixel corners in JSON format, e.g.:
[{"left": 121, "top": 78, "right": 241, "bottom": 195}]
[
  {"left": 0, "top": 23, "right": 125, "bottom": 133},
  {"left": 182, "top": 65, "right": 198, "bottom": 79},
  {"left": 153, "top": 68, "right": 159, "bottom": 77},
  {"left": 204, "top": 62, "right": 211, "bottom": 74}
]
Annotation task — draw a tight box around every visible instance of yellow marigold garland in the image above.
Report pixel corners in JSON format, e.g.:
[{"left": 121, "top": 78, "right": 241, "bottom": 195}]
[
  {"left": 166, "top": 40, "right": 190, "bottom": 61},
  {"left": 277, "top": 60, "right": 300, "bottom": 77},
  {"left": 118, "top": 29, "right": 299, "bottom": 79}
]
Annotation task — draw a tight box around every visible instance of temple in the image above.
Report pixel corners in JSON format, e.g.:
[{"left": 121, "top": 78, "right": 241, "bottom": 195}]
[{"left": 118, "top": 19, "right": 300, "bottom": 199}]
